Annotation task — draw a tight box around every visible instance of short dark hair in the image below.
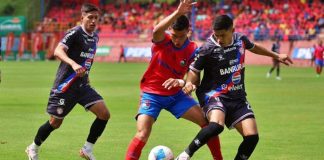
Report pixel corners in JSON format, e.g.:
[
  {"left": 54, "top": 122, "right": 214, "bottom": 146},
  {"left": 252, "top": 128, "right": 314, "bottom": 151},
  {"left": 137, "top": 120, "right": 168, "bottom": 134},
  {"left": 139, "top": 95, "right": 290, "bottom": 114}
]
[
  {"left": 81, "top": 3, "right": 100, "bottom": 13},
  {"left": 213, "top": 15, "right": 233, "bottom": 31},
  {"left": 171, "top": 15, "right": 190, "bottom": 31}
]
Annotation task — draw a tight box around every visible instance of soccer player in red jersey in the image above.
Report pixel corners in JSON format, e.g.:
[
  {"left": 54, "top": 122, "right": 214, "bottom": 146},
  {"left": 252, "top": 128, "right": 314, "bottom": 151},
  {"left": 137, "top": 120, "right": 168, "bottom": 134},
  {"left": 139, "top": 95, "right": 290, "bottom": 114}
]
[
  {"left": 313, "top": 39, "right": 324, "bottom": 77},
  {"left": 125, "top": 1, "right": 222, "bottom": 160}
]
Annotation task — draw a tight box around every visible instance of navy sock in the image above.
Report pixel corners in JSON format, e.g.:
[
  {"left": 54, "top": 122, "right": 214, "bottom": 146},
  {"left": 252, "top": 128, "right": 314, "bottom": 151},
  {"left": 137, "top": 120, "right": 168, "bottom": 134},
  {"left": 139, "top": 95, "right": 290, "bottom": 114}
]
[
  {"left": 234, "top": 134, "right": 259, "bottom": 160},
  {"left": 185, "top": 122, "right": 224, "bottom": 157},
  {"left": 86, "top": 118, "right": 108, "bottom": 144},
  {"left": 34, "top": 121, "right": 55, "bottom": 146}
]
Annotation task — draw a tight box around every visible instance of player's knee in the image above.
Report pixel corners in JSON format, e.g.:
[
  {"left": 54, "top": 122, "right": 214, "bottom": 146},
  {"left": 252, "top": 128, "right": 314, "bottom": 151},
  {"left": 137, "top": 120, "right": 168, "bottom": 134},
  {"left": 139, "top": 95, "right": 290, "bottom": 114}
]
[
  {"left": 49, "top": 119, "right": 63, "bottom": 129},
  {"left": 244, "top": 134, "right": 259, "bottom": 147},
  {"left": 96, "top": 108, "right": 110, "bottom": 120},
  {"left": 136, "top": 128, "right": 151, "bottom": 142},
  {"left": 208, "top": 122, "right": 224, "bottom": 136},
  {"left": 100, "top": 109, "right": 110, "bottom": 120}
]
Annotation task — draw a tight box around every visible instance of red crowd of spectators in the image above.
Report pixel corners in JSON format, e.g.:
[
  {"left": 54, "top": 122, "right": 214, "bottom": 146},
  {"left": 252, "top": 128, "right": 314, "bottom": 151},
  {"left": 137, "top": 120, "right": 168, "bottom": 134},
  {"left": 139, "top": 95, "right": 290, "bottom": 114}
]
[{"left": 41, "top": 0, "right": 323, "bottom": 41}]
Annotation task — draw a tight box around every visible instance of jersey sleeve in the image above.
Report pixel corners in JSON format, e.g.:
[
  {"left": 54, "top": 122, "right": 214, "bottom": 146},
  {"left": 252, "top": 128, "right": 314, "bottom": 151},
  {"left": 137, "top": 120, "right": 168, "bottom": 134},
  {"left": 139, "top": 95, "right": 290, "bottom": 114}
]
[
  {"left": 189, "top": 45, "right": 208, "bottom": 72},
  {"left": 241, "top": 35, "right": 255, "bottom": 50},
  {"left": 60, "top": 29, "right": 78, "bottom": 49}
]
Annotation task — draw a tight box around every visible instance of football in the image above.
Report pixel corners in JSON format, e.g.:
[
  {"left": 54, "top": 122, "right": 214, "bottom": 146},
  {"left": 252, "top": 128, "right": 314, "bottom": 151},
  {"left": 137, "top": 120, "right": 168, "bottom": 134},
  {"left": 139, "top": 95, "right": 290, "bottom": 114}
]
[{"left": 148, "top": 145, "right": 174, "bottom": 160}]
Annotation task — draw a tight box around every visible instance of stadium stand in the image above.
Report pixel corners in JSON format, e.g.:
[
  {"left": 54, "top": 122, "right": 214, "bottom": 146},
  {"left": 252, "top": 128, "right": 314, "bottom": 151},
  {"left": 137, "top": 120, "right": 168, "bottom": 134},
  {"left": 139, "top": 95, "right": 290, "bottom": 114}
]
[{"left": 1, "top": 0, "right": 323, "bottom": 64}]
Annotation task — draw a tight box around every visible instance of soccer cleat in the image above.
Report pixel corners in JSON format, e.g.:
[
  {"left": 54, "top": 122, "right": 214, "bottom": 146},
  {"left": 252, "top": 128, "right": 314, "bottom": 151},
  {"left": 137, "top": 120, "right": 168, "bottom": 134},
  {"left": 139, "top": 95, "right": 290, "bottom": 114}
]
[
  {"left": 266, "top": 72, "right": 270, "bottom": 78},
  {"left": 175, "top": 151, "right": 190, "bottom": 160},
  {"left": 25, "top": 145, "right": 39, "bottom": 160},
  {"left": 276, "top": 76, "right": 281, "bottom": 80},
  {"left": 80, "top": 147, "right": 96, "bottom": 160}
]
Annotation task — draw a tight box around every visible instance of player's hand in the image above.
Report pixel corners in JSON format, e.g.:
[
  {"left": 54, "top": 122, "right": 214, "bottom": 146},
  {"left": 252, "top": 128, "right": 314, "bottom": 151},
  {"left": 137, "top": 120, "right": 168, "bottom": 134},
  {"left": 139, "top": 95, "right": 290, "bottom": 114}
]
[
  {"left": 71, "top": 62, "right": 86, "bottom": 77},
  {"left": 177, "top": 0, "right": 197, "bottom": 15},
  {"left": 162, "top": 78, "right": 185, "bottom": 90},
  {"left": 277, "top": 54, "right": 293, "bottom": 65},
  {"left": 182, "top": 82, "right": 196, "bottom": 95}
]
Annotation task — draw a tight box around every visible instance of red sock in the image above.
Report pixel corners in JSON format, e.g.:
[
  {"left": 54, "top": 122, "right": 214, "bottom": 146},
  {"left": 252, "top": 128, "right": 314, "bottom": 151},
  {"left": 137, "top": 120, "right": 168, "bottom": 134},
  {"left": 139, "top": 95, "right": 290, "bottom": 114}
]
[
  {"left": 316, "top": 67, "right": 320, "bottom": 74},
  {"left": 125, "top": 137, "right": 146, "bottom": 160},
  {"left": 201, "top": 124, "right": 223, "bottom": 160},
  {"left": 207, "top": 136, "right": 223, "bottom": 160}
]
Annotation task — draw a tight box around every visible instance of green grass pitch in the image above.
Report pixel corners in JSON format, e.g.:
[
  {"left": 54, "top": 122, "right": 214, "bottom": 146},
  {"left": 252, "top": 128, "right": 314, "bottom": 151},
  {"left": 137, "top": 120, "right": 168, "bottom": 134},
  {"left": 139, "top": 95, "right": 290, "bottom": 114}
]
[{"left": 0, "top": 61, "right": 323, "bottom": 159}]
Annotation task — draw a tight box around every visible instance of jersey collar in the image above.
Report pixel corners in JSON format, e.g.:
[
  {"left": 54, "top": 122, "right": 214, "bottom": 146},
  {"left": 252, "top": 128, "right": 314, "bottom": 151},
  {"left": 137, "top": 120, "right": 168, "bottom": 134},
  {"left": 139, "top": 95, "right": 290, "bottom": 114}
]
[
  {"left": 81, "top": 25, "right": 94, "bottom": 36},
  {"left": 210, "top": 34, "right": 234, "bottom": 47}
]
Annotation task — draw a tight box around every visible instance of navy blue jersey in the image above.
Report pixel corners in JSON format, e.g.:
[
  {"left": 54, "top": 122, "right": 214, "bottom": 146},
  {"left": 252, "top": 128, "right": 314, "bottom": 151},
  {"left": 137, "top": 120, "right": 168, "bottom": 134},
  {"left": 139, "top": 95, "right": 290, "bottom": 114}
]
[
  {"left": 271, "top": 42, "right": 280, "bottom": 53},
  {"left": 190, "top": 33, "right": 254, "bottom": 106},
  {"left": 52, "top": 26, "right": 99, "bottom": 93}
]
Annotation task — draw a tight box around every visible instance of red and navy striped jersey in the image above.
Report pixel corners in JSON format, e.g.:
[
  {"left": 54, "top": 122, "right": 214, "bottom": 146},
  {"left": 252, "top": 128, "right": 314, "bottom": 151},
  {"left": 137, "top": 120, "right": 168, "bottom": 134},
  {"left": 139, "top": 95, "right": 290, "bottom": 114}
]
[
  {"left": 140, "top": 34, "right": 198, "bottom": 96},
  {"left": 190, "top": 33, "right": 254, "bottom": 106}
]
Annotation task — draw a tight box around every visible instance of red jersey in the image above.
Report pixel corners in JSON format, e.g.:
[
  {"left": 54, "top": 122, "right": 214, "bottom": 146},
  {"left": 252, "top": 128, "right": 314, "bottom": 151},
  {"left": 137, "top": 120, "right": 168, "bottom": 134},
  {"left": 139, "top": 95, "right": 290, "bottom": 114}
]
[
  {"left": 314, "top": 45, "right": 324, "bottom": 60},
  {"left": 140, "top": 34, "right": 198, "bottom": 96}
]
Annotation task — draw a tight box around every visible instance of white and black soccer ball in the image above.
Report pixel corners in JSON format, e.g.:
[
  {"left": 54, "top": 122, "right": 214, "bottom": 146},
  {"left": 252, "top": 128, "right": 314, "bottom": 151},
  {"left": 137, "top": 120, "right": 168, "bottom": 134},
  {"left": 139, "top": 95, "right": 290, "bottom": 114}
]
[{"left": 148, "top": 145, "right": 174, "bottom": 160}]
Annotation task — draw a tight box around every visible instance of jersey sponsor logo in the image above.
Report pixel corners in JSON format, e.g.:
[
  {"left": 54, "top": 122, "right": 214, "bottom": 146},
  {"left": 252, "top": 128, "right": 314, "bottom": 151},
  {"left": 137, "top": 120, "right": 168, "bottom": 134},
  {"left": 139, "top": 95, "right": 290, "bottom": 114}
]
[
  {"left": 87, "top": 38, "right": 95, "bottom": 42},
  {"left": 232, "top": 72, "right": 241, "bottom": 84},
  {"left": 220, "top": 64, "right": 244, "bottom": 75},
  {"left": 80, "top": 52, "right": 94, "bottom": 59},
  {"left": 213, "top": 48, "right": 222, "bottom": 53},
  {"left": 229, "top": 59, "right": 239, "bottom": 65},
  {"left": 58, "top": 99, "right": 65, "bottom": 105},
  {"left": 224, "top": 46, "right": 236, "bottom": 53},
  {"left": 228, "top": 84, "right": 243, "bottom": 91}
]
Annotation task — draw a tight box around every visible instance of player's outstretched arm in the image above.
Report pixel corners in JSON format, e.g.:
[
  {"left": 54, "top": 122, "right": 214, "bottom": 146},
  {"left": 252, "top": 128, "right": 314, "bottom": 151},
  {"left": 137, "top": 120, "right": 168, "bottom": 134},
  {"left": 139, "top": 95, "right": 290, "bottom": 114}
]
[
  {"left": 152, "top": 0, "right": 196, "bottom": 42},
  {"left": 250, "top": 43, "right": 293, "bottom": 65},
  {"left": 54, "top": 44, "right": 86, "bottom": 77}
]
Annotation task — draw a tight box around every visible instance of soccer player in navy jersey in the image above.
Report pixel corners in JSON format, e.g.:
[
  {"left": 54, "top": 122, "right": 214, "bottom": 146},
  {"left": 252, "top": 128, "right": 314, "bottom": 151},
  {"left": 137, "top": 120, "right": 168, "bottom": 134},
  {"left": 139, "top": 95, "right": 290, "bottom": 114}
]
[
  {"left": 125, "top": 1, "right": 222, "bottom": 160},
  {"left": 266, "top": 38, "right": 282, "bottom": 80},
  {"left": 175, "top": 15, "right": 293, "bottom": 160},
  {"left": 26, "top": 3, "right": 109, "bottom": 160}
]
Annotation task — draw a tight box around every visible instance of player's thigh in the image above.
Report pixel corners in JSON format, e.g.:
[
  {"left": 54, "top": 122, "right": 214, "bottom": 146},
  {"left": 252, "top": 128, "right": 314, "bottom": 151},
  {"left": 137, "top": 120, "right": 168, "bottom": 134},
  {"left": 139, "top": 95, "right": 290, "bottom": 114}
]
[
  {"left": 207, "top": 109, "right": 225, "bottom": 126},
  {"left": 89, "top": 101, "right": 110, "bottom": 120},
  {"left": 234, "top": 118, "right": 258, "bottom": 136},
  {"left": 181, "top": 105, "right": 206, "bottom": 126}
]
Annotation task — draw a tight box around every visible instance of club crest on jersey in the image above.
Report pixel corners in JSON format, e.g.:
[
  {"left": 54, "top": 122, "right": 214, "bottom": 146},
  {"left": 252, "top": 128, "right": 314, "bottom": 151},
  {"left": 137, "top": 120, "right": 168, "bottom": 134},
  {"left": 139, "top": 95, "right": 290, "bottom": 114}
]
[
  {"left": 57, "top": 107, "right": 64, "bottom": 115},
  {"left": 218, "top": 54, "right": 225, "bottom": 61},
  {"left": 232, "top": 72, "right": 241, "bottom": 84},
  {"left": 85, "top": 59, "right": 92, "bottom": 69},
  {"left": 180, "top": 59, "right": 187, "bottom": 67},
  {"left": 141, "top": 100, "right": 150, "bottom": 109}
]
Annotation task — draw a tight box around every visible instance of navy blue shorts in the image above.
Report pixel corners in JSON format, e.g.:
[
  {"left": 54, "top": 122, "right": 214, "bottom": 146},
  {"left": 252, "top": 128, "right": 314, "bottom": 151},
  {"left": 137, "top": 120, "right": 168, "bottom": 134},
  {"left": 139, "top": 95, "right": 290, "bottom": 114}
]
[
  {"left": 137, "top": 91, "right": 198, "bottom": 120},
  {"left": 47, "top": 84, "right": 103, "bottom": 119},
  {"left": 203, "top": 96, "right": 254, "bottom": 129}
]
